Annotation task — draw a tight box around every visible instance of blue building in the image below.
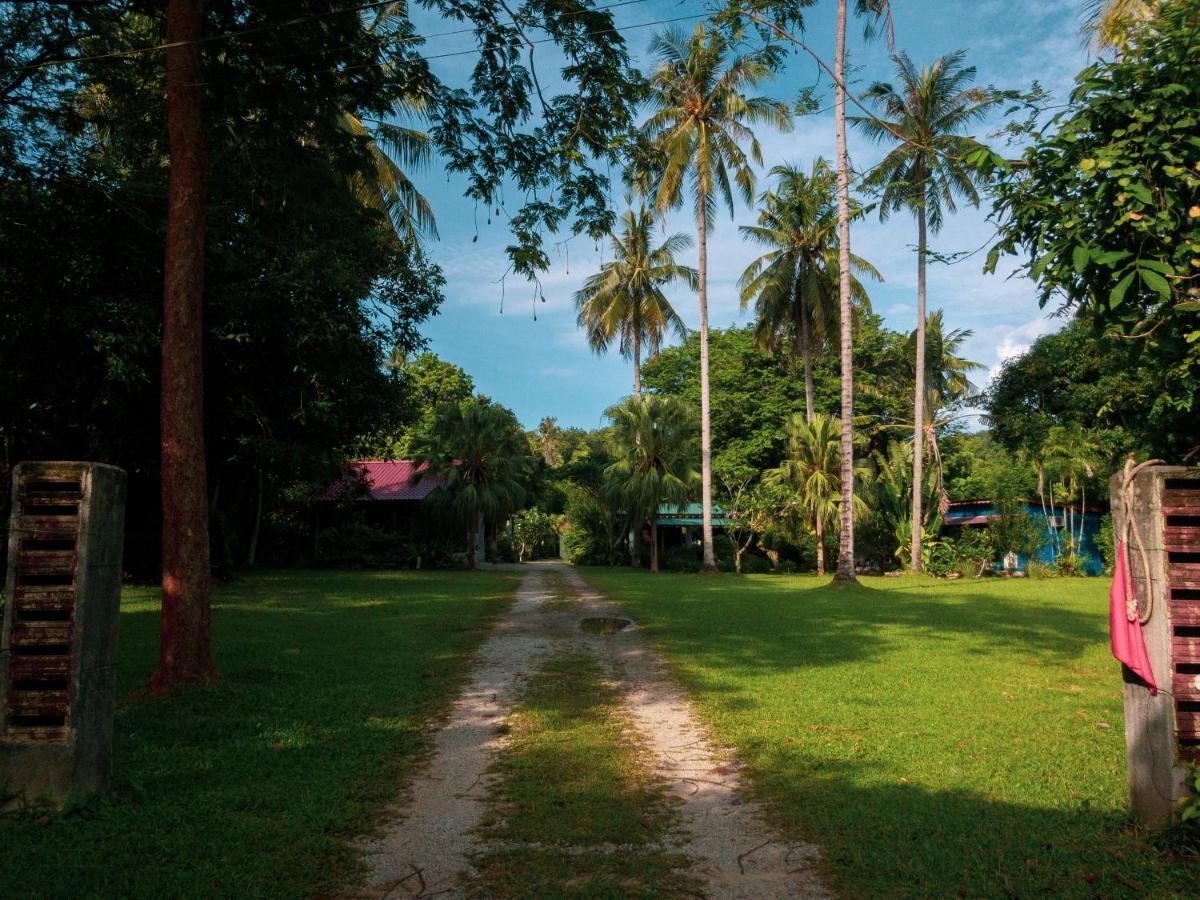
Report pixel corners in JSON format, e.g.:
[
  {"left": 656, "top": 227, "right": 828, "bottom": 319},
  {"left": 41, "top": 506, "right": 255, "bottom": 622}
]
[{"left": 941, "top": 499, "right": 1106, "bottom": 575}]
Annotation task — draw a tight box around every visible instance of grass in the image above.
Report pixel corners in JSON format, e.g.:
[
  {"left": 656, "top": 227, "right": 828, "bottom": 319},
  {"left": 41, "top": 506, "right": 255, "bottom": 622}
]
[
  {"left": 0, "top": 568, "right": 517, "bottom": 899},
  {"left": 579, "top": 568, "right": 1200, "bottom": 898},
  {"left": 467, "top": 652, "right": 698, "bottom": 898}
]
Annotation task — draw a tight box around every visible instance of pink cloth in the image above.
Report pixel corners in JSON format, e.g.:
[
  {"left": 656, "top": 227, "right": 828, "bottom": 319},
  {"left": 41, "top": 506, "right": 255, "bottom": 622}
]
[{"left": 1109, "top": 539, "right": 1157, "bottom": 694}]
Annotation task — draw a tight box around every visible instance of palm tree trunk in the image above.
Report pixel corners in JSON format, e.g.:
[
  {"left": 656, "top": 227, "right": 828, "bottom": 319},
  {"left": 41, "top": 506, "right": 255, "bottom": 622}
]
[
  {"left": 246, "top": 465, "right": 263, "bottom": 567},
  {"left": 153, "top": 0, "right": 216, "bottom": 693},
  {"left": 651, "top": 520, "right": 659, "bottom": 573},
  {"left": 833, "top": 0, "right": 856, "bottom": 584},
  {"left": 815, "top": 512, "right": 825, "bottom": 576},
  {"left": 910, "top": 186, "right": 928, "bottom": 573},
  {"left": 633, "top": 330, "right": 642, "bottom": 396},
  {"left": 799, "top": 293, "right": 815, "bottom": 423},
  {"left": 696, "top": 193, "right": 717, "bottom": 572}
]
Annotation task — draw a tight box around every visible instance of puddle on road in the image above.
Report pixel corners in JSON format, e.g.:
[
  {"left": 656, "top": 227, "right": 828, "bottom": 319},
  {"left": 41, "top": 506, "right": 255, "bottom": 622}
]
[{"left": 579, "top": 616, "right": 633, "bottom": 635}]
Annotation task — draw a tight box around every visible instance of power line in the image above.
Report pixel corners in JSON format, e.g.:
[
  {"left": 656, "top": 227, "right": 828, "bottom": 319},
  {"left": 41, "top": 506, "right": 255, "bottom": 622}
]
[{"left": 0, "top": 0, "right": 657, "bottom": 76}]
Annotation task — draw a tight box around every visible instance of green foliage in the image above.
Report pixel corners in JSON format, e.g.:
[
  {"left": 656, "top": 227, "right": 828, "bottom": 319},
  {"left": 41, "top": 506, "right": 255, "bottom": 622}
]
[
  {"left": 641, "top": 314, "right": 913, "bottom": 477},
  {"left": 560, "top": 486, "right": 628, "bottom": 567},
  {"left": 1178, "top": 763, "right": 1200, "bottom": 828},
  {"left": 941, "top": 432, "right": 1036, "bottom": 501},
  {"left": 990, "top": 3, "right": 1200, "bottom": 458},
  {"left": 414, "top": 399, "right": 531, "bottom": 553},
  {"left": 1097, "top": 514, "right": 1117, "bottom": 574},
  {"left": 315, "top": 522, "right": 457, "bottom": 569},
  {"left": 513, "top": 508, "right": 558, "bottom": 562},
  {"left": 573, "top": 205, "right": 695, "bottom": 387},
  {"left": 990, "top": 500, "right": 1046, "bottom": 560}
]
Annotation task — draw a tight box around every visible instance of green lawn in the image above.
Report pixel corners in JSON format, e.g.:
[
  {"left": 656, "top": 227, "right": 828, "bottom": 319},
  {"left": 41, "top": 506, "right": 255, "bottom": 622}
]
[
  {"left": 579, "top": 569, "right": 1199, "bottom": 898},
  {"left": 0, "top": 569, "right": 517, "bottom": 899}
]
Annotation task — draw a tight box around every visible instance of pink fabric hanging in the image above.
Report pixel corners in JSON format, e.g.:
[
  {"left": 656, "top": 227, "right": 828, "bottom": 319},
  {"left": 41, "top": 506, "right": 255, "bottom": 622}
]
[{"left": 1109, "top": 539, "right": 1157, "bottom": 694}]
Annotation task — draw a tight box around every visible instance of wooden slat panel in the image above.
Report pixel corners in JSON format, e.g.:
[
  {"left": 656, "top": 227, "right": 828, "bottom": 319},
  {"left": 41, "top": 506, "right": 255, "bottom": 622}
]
[
  {"left": 1171, "top": 634, "right": 1200, "bottom": 660},
  {"left": 4, "top": 725, "right": 68, "bottom": 743},
  {"left": 10, "top": 621, "right": 72, "bottom": 647},
  {"left": 1168, "top": 563, "right": 1200, "bottom": 583},
  {"left": 12, "top": 586, "right": 75, "bottom": 613},
  {"left": 15, "top": 549, "right": 74, "bottom": 576},
  {"left": 1164, "top": 489, "right": 1200, "bottom": 510},
  {"left": 6, "top": 689, "right": 69, "bottom": 718},
  {"left": 1171, "top": 600, "right": 1200, "bottom": 625},
  {"left": 1178, "top": 710, "right": 1200, "bottom": 740},
  {"left": 1165, "top": 526, "right": 1200, "bottom": 550},
  {"left": 17, "top": 514, "right": 79, "bottom": 533},
  {"left": 8, "top": 654, "right": 71, "bottom": 682},
  {"left": 19, "top": 491, "right": 81, "bottom": 506}
]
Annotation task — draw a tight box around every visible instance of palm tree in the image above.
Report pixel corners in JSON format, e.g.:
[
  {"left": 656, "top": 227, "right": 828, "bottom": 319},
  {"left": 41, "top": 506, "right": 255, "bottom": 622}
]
[
  {"left": 645, "top": 23, "right": 791, "bottom": 572},
  {"left": 574, "top": 205, "right": 697, "bottom": 395},
  {"left": 340, "top": 112, "right": 437, "bottom": 243},
  {"left": 831, "top": 0, "right": 892, "bottom": 583},
  {"left": 604, "top": 394, "right": 700, "bottom": 573},
  {"left": 416, "top": 398, "right": 529, "bottom": 569},
  {"left": 739, "top": 159, "right": 880, "bottom": 421},
  {"left": 853, "top": 50, "right": 996, "bottom": 573},
  {"left": 1082, "top": 0, "right": 1157, "bottom": 51},
  {"left": 766, "top": 413, "right": 860, "bottom": 576}
]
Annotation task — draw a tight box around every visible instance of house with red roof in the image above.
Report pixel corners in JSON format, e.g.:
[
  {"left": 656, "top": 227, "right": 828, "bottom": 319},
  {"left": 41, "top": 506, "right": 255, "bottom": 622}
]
[{"left": 312, "top": 460, "right": 483, "bottom": 564}]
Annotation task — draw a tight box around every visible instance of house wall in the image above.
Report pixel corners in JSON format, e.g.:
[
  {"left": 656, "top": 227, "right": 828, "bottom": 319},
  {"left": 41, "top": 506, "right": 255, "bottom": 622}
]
[{"left": 942, "top": 501, "right": 1107, "bottom": 576}]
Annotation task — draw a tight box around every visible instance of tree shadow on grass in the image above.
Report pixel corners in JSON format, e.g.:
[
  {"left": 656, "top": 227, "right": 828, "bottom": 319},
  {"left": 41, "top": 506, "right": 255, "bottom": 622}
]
[
  {"left": 0, "top": 569, "right": 517, "bottom": 898},
  {"left": 739, "top": 747, "right": 1198, "bottom": 898},
  {"left": 592, "top": 571, "right": 1107, "bottom": 677}
]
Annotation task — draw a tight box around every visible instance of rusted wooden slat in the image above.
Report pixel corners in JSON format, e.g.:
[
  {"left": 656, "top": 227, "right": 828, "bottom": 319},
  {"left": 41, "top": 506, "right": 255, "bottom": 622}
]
[
  {"left": 1170, "top": 600, "right": 1200, "bottom": 625},
  {"left": 1170, "top": 634, "right": 1200, "bottom": 660},
  {"left": 4, "top": 725, "right": 69, "bottom": 743},
  {"left": 17, "top": 514, "right": 79, "bottom": 535},
  {"left": 6, "top": 689, "right": 69, "bottom": 718},
  {"left": 1164, "top": 489, "right": 1200, "bottom": 510},
  {"left": 1177, "top": 710, "right": 1200, "bottom": 740},
  {"left": 1168, "top": 563, "right": 1200, "bottom": 583},
  {"left": 19, "top": 491, "right": 82, "bottom": 506},
  {"left": 12, "top": 586, "right": 75, "bottom": 613},
  {"left": 15, "top": 548, "right": 75, "bottom": 576},
  {"left": 8, "top": 654, "right": 71, "bottom": 682},
  {"left": 1164, "top": 526, "right": 1200, "bottom": 550},
  {"left": 10, "top": 621, "right": 72, "bottom": 647}
]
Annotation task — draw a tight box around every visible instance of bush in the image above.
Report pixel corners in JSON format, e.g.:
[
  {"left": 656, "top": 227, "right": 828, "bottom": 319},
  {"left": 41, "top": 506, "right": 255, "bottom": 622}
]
[
  {"left": 663, "top": 543, "right": 702, "bottom": 572},
  {"left": 927, "top": 542, "right": 959, "bottom": 578},
  {"left": 1097, "top": 514, "right": 1116, "bottom": 575},
  {"left": 1026, "top": 560, "right": 1055, "bottom": 579},
  {"left": 315, "top": 523, "right": 457, "bottom": 569}
]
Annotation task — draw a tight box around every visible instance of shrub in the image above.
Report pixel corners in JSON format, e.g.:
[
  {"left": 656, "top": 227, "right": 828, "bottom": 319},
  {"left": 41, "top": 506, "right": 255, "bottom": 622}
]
[
  {"left": 1026, "top": 560, "right": 1055, "bottom": 579},
  {"left": 1097, "top": 514, "right": 1116, "bottom": 575},
  {"left": 663, "top": 544, "right": 702, "bottom": 572}
]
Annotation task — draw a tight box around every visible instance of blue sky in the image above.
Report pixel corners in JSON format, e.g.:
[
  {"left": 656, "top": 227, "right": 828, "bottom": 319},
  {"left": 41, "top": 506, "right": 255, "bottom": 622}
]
[{"left": 409, "top": 1, "right": 1093, "bottom": 430}]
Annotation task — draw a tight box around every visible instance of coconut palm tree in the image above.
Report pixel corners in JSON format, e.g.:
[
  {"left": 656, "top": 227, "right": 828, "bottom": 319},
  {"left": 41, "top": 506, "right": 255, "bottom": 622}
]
[
  {"left": 739, "top": 159, "right": 880, "bottom": 421},
  {"left": 1082, "top": 0, "right": 1157, "bottom": 51},
  {"left": 574, "top": 205, "right": 697, "bottom": 395},
  {"left": 830, "top": 0, "right": 892, "bottom": 583},
  {"left": 416, "top": 398, "right": 529, "bottom": 569},
  {"left": 766, "top": 412, "right": 862, "bottom": 576},
  {"left": 604, "top": 394, "right": 700, "bottom": 573},
  {"left": 644, "top": 23, "right": 791, "bottom": 571},
  {"left": 852, "top": 50, "right": 996, "bottom": 573},
  {"left": 340, "top": 111, "right": 437, "bottom": 243}
]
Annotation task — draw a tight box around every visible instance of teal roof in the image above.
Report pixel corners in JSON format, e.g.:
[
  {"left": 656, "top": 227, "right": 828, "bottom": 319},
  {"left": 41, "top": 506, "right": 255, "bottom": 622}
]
[{"left": 656, "top": 502, "right": 733, "bottom": 527}]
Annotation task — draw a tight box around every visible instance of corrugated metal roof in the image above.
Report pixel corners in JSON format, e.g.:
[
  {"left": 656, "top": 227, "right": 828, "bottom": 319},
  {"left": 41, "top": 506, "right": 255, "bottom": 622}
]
[{"left": 315, "top": 460, "right": 441, "bottom": 502}]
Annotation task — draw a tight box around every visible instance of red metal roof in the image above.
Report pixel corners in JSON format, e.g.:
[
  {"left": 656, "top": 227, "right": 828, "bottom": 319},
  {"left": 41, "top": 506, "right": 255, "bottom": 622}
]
[{"left": 315, "top": 460, "right": 441, "bottom": 502}]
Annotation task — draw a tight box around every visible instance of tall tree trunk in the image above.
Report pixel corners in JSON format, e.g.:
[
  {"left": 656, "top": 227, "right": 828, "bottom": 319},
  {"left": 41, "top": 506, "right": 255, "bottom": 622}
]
[
  {"left": 633, "top": 330, "right": 642, "bottom": 396},
  {"left": 246, "top": 465, "right": 263, "bottom": 567},
  {"left": 799, "top": 292, "right": 815, "bottom": 423},
  {"left": 650, "top": 520, "right": 659, "bottom": 573},
  {"left": 910, "top": 185, "right": 928, "bottom": 574},
  {"left": 696, "top": 193, "right": 716, "bottom": 572},
  {"left": 815, "top": 512, "right": 825, "bottom": 576},
  {"left": 153, "top": 0, "right": 215, "bottom": 693},
  {"left": 832, "top": 0, "right": 856, "bottom": 584}
]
